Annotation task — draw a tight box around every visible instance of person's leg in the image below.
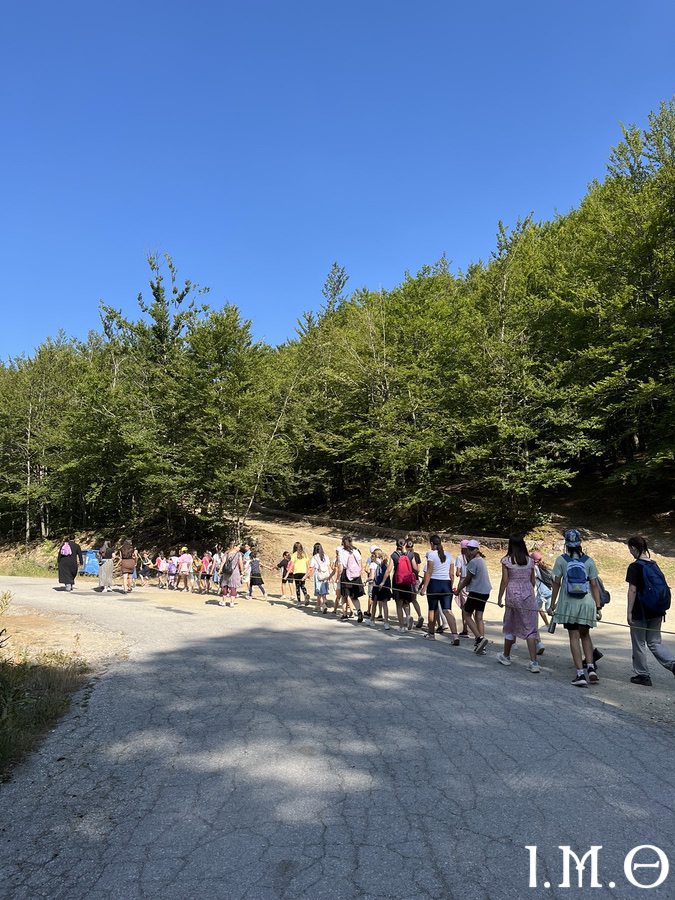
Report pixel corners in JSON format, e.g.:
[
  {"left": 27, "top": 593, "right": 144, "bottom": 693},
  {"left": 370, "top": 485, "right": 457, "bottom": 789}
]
[
  {"left": 503, "top": 637, "right": 515, "bottom": 657},
  {"left": 525, "top": 637, "right": 538, "bottom": 662},
  {"left": 568, "top": 629, "right": 584, "bottom": 670},
  {"left": 440, "top": 602, "right": 458, "bottom": 636},
  {"left": 426, "top": 607, "right": 436, "bottom": 639},
  {"left": 460, "top": 608, "right": 469, "bottom": 635},
  {"left": 643, "top": 619, "right": 675, "bottom": 672},
  {"left": 579, "top": 627, "right": 596, "bottom": 670},
  {"left": 464, "top": 612, "right": 482, "bottom": 640},
  {"left": 475, "top": 610, "right": 485, "bottom": 638},
  {"left": 395, "top": 599, "right": 405, "bottom": 628}
]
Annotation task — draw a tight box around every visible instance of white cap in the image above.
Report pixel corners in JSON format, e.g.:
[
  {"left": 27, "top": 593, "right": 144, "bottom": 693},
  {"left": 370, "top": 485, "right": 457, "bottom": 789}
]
[
  {"left": 466, "top": 539, "right": 480, "bottom": 549},
  {"left": 370, "top": 544, "right": 380, "bottom": 554}
]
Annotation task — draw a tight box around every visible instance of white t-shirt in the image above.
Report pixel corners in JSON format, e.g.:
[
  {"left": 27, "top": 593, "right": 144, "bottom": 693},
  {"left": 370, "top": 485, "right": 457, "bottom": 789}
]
[
  {"left": 367, "top": 559, "right": 378, "bottom": 581},
  {"left": 338, "top": 548, "right": 362, "bottom": 579},
  {"left": 426, "top": 549, "right": 452, "bottom": 581},
  {"left": 455, "top": 554, "right": 467, "bottom": 580}
]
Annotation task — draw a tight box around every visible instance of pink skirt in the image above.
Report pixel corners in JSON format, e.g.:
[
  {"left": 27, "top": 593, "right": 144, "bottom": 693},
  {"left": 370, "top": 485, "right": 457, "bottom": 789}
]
[{"left": 503, "top": 605, "right": 539, "bottom": 640}]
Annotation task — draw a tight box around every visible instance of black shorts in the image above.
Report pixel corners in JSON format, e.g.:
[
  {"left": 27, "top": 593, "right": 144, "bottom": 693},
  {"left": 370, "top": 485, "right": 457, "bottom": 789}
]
[
  {"left": 563, "top": 622, "right": 591, "bottom": 632},
  {"left": 464, "top": 592, "right": 489, "bottom": 614},
  {"left": 393, "top": 584, "right": 417, "bottom": 603},
  {"left": 372, "top": 584, "right": 391, "bottom": 603},
  {"left": 340, "top": 576, "right": 365, "bottom": 601},
  {"left": 250, "top": 574, "right": 264, "bottom": 587},
  {"left": 200, "top": 572, "right": 211, "bottom": 581}
]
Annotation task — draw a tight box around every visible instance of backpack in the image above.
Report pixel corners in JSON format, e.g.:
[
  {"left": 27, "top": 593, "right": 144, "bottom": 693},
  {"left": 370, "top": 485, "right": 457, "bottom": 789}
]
[
  {"left": 537, "top": 564, "right": 553, "bottom": 589},
  {"left": 394, "top": 551, "right": 416, "bottom": 587},
  {"left": 374, "top": 560, "right": 387, "bottom": 586},
  {"left": 222, "top": 553, "right": 235, "bottom": 579},
  {"left": 60, "top": 542, "right": 72, "bottom": 556},
  {"left": 563, "top": 553, "right": 589, "bottom": 597},
  {"left": 636, "top": 560, "right": 671, "bottom": 617},
  {"left": 346, "top": 551, "right": 361, "bottom": 580},
  {"left": 597, "top": 577, "right": 611, "bottom": 607}
]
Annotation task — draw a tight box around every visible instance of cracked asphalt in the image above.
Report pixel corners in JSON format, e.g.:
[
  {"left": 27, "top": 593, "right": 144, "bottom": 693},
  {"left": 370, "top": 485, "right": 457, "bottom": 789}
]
[{"left": 1, "top": 577, "right": 674, "bottom": 900}]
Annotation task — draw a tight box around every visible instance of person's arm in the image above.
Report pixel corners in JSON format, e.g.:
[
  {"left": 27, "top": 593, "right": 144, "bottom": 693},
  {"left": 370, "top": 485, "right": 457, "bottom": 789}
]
[
  {"left": 589, "top": 578, "right": 602, "bottom": 620},
  {"left": 627, "top": 584, "right": 637, "bottom": 625},
  {"left": 421, "top": 558, "right": 433, "bottom": 594},
  {"left": 383, "top": 557, "right": 394, "bottom": 584},
  {"left": 549, "top": 577, "right": 561, "bottom": 614},
  {"left": 449, "top": 562, "right": 455, "bottom": 589},
  {"left": 497, "top": 564, "right": 508, "bottom": 607},
  {"left": 456, "top": 565, "right": 474, "bottom": 595}
]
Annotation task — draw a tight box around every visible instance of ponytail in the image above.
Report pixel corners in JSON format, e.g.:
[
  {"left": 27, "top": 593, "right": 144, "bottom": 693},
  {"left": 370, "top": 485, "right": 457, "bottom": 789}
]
[
  {"left": 430, "top": 533, "right": 445, "bottom": 564},
  {"left": 627, "top": 535, "right": 650, "bottom": 557}
]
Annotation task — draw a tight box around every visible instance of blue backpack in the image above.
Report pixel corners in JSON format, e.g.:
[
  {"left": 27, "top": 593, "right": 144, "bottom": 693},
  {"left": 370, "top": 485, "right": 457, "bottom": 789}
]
[
  {"left": 563, "top": 553, "right": 590, "bottom": 597},
  {"left": 636, "top": 560, "right": 671, "bottom": 617}
]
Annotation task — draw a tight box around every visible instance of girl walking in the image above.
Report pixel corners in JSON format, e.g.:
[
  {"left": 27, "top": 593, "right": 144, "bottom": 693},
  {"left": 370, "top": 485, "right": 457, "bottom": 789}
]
[
  {"left": 496, "top": 535, "right": 541, "bottom": 673},
  {"left": 219, "top": 540, "right": 243, "bottom": 608},
  {"left": 455, "top": 540, "right": 491, "bottom": 654},
  {"left": 384, "top": 538, "right": 419, "bottom": 632},
  {"left": 310, "top": 543, "right": 332, "bottom": 613},
  {"left": 290, "top": 542, "right": 310, "bottom": 605},
  {"left": 118, "top": 540, "right": 137, "bottom": 594},
  {"left": 97, "top": 540, "right": 114, "bottom": 593},
  {"left": 247, "top": 549, "right": 267, "bottom": 598},
  {"left": 276, "top": 551, "right": 292, "bottom": 600},
  {"left": 420, "top": 534, "right": 460, "bottom": 643},
  {"left": 369, "top": 550, "right": 392, "bottom": 630},
  {"left": 337, "top": 535, "right": 365, "bottom": 622},
  {"left": 625, "top": 535, "right": 675, "bottom": 687},
  {"left": 549, "top": 529, "right": 602, "bottom": 687}
]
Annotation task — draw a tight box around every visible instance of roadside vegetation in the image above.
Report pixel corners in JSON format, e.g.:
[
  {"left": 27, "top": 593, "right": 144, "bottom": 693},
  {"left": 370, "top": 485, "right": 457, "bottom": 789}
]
[{"left": 0, "top": 591, "right": 89, "bottom": 778}]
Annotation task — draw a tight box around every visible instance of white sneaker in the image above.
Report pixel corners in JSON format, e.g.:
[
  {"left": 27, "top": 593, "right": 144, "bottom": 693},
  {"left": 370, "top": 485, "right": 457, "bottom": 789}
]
[
  {"left": 529, "top": 661, "right": 541, "bottom": 674},
  {"left": 368, "top": 618, "right": 374, "bottom": 626},
  {"left": 497, "top": 653, "right": 512, "bottom": 666},
  {"left": 398, "top": 626, "right": 407, "bottom": 634},
  {"left": 384, "top": 623, "right": 391, "bottom": 631},
  {"left": 406, "top": 615, "right": 414, "bottom": 631},
  {"left": 217, "top": 599, "right": 225, "bottom": 607},
  {"left": 228, "top": 601, "right": 235, "bottom": 608}
]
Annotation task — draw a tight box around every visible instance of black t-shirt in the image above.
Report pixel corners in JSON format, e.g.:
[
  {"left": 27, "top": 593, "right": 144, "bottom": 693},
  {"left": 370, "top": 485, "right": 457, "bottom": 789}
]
[{"left": 626, "top": 561, "right": 649, "bottom": 619}]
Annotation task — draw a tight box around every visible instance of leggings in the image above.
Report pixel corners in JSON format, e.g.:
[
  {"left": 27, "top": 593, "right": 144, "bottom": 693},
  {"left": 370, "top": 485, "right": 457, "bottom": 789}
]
[{"left": 293, "top": 573, "right": 309, "bottom": 600}]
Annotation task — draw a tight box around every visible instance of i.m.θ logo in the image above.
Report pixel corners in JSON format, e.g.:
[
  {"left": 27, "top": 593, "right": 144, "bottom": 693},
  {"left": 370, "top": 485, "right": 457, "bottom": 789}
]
[{"left": 526, "top": 845, "right": 670, "bottom": 890}]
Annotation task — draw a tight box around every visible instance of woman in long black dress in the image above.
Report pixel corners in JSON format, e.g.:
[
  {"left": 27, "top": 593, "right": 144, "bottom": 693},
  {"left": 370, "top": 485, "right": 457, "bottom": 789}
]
[{"left": 57, "top": 537, "right": 83, "bottom": 591}]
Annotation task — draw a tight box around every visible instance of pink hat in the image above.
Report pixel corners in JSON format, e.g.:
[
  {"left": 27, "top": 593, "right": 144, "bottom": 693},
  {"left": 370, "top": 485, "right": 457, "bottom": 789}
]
[
  {"left": 530, "top": 551, "right": 542, "bottom": 562},
  {"left": 466, "top": 539, "right": 480, "bottom": 549},
  {"left": 460, "top": 539, "right": 469, "bottom": 548}
]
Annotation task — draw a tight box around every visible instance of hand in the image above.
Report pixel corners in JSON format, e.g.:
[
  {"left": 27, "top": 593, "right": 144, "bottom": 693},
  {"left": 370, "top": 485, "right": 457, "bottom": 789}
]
[
  {"left": 498, "top": 598, "right": 504, "bottom": 608},
  {"left": 596, "top": 609, "right": 602, "bottom": 621},
  {"left": 627, "top": 613, "right": 632, "bottom": 626}
]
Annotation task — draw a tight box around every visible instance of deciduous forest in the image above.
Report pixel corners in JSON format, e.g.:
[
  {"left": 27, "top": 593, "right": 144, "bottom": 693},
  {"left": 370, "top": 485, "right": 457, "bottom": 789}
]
[{"left": 1, "top": 101, "right": 674, "bottom": 541}]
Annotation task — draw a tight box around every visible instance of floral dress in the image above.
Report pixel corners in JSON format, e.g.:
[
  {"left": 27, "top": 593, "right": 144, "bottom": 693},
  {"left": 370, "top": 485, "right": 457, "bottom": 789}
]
[{"left": 501, "top": 557, "right": 539, "bottom": 640}]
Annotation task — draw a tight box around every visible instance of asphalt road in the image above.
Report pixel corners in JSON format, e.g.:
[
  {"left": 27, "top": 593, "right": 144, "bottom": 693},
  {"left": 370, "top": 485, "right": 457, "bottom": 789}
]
[{"left": 0, "top": 577, "right": 674, "bottom": 900}]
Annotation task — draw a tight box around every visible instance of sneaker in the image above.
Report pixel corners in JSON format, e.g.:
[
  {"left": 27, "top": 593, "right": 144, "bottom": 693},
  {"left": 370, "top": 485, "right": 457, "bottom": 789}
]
[
  {"left": 398, "top": 626, "right": 407, "bottom": 634},
  {"left": 423, "top": 633, "right": 436, "bottom": 641},
  {"left": 228, "top": 601, "right": 235, "bottom": 608},
  {"left": 572, "top": 673, "right": 588, "bottom": 687},
  {"left": 340, "top": 614, "right": 349, "bottom": 621},
  {"left": 367, "top": 617, "right": 374, "bottom": 627},
  {"left": 294, "top": 600, "right": 301, "bottom": 606},
  {"left": 406, "top": 615, "right": 414, "bottom": 631},
  {"left": 364, "top": 611, "right": 371, "bottom": 618},
  {"left": 497, "top": 653, "right": 512, "bottom": 666},
  {"left": 593, "top": 648, "right": 603, "bottom": 663},
  {"left": 304, "top": 599, "right": 310, "bottom": 606},
  {"left": 217, "top": 599, "right": 225, "bottom": 607},
  {"left": 376, "top": 615, "right": 384, "bottom": 621},
  {"left": 321, "top": 605, "right": 328, "bottom": 614},
  {"left": 476, "top": 648, "right": 487, "bottom": 655},
  {"left": 357, "top": 610, "right": 364, "bottom": 623},
  {"left": 474, "top": 637, "right": 489, "bottom": 654},
  {"left": 528, "top": 661, "right": 541, "bottom": 674},
  {"left": 452, "top": 638, "right": 460, "bottom": 646},
  {"left": 415, "top": 616, "right": 424, "bottom": 629},
  {"left": 384, "top": 623, "right": 391, "bottom": 631},
  {"left": 586, "top": 665, "right": 599, "bottom": 684},
  {"left": 436, "top": 625, "right": 445, "bottom": 634},
  {"left": 347, "top": 611, "right": 354, "bottom": 618},
  {"left": 630, "top": 674, "right": 652, "bottom": 686},
  {"left": 536, "top": 642, "right": 545, "bottom": 656},
  {"left": 460, "top": 631, "right": 470, "bottom": 638}
]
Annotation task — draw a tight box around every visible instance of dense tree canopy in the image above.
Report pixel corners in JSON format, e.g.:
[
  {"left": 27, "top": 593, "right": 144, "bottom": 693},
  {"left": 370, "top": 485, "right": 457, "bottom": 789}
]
[{"left": 1, "top": 100, "right": 673, "bottom": 541}]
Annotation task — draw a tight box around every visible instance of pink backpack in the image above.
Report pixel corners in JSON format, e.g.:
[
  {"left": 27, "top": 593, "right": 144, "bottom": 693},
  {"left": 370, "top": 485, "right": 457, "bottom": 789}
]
[{"left": 60, "top": 542, "right": 72, "bottom": 557}]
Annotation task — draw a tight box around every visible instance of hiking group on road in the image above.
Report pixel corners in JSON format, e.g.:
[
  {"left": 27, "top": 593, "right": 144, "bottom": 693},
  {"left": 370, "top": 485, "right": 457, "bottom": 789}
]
[{"left": 56, "top": 527, "right": 674, "bottom": 691}]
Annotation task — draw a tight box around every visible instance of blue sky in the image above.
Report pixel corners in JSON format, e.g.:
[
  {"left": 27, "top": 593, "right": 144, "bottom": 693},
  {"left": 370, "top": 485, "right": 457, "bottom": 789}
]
[{"left": 1, "top": 0, "right": 674, "bottom": 358}]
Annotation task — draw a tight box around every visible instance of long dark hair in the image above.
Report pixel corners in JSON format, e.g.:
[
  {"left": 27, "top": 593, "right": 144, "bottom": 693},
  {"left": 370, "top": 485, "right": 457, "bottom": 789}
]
[
  {"left": 507, "top": 534, "right": 529, "bottom": 567},
  {"left": 395, "top": 537, "right": 406, "bottom": 553},
  {"left": 313, "top": 542, "right": 325, "bottom": 562},
  {"left": 293, "top": 541, "right": 305, "bottom": 559},
  {"left": 120, "top": 539, "right": 134, "bottom": 559},
  {"left": 627, "top": 535, "right": 650, "bottom": 557},
  {"left": 342, "top": 535, "right": 354, "bottom": 552},
  {"left": 429, "top": 533, "right": 446, "bottom": 564}
]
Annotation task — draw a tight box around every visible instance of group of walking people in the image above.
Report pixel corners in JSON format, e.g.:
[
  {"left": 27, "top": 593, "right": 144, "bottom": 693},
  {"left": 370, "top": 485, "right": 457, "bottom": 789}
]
[
  {"left": 275, "top": 529, "right": 673, "bottom": 689},
  {"left": 57, "top": 527, "right": 673, "bottom": 689}
]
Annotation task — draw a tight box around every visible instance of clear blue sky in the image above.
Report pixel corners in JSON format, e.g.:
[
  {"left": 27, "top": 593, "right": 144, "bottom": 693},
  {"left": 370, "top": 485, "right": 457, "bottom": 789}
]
[{"left": 1, "top": 0, "right": 674, "bottom": 359}]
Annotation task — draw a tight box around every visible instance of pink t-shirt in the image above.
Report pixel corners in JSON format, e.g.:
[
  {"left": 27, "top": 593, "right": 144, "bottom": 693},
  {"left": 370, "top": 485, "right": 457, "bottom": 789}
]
[
  {"left": 156, "top": 556, "right": 167, "bottom": 572},
  {"left": 178, "top": 553, "right": 193, "bottom": 574},
  {"left": 201, "top": 556, "right": 212, "bottom": 572}
]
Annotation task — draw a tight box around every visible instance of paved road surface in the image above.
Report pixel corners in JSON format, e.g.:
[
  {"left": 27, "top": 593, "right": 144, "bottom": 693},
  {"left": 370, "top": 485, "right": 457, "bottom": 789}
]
[{"left": 0, "top": 577, "right": 674, "bottom": 900}]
